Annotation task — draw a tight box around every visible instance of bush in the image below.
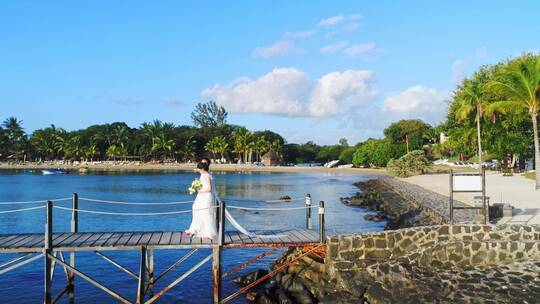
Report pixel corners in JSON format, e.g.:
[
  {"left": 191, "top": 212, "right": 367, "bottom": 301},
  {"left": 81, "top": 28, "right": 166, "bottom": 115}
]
[
  {"left": 386, "top": 150, "right": 430, "bottom": 177},
  {"left": 352, "top": 139, "right": 392, "bottom": 167}
]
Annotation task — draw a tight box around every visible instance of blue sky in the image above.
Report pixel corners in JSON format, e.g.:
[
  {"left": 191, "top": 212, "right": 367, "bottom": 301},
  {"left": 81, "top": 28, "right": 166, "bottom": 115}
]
[{"left": 1, "top": 1, "right": 539, "bottom": 144}]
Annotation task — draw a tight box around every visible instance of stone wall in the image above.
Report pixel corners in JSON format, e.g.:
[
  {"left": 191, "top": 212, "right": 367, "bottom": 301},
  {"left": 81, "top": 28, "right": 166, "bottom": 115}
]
[{"left": 326, "top": 224, "right": 540, "bottom": 276}]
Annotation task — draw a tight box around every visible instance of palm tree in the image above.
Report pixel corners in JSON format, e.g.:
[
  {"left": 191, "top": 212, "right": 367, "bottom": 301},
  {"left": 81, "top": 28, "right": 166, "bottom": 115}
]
[
  {"left": 31, "top": 125, "right": 65, "bottom": 160},
  {"left": 112, "top": 125, "right": 129, "bottom": 147},
  {"left": 62, "top": 135, "right": 84, "bottom": 160},
  {"left": 270, "top": 140, "right": 284, "bottom": 159},
  {"left": 232, "top": 128, "right": 251, "bottom": 163},
  {"left": 152, "top": 132, "right": 175, "bottom": 160},
  {"left": 254, "top": 136, "right": 270, "bottom": 162},
  {"left": 487, "top": 54, "right": 540, "bottom": 188},
  {"left": 205, "top": 138, "right": 220, "bottom": 161},
  {"left": 206, "top": 136, "right": 229, "bottom": 162},
  {"left": 178, "top": 136, "right": 196, "bottom": 162},
  {"left": 85, "top": 144, "right": 98, "bottom": 161},
  {"left": 106, "top": 145, "right": 120, "bottom": 161},
  {"left": 454, "top": 79, "right": 489, "bottom": 163},
  {"left": 2, "top": 117, "right": 26, "bottom": 156}
]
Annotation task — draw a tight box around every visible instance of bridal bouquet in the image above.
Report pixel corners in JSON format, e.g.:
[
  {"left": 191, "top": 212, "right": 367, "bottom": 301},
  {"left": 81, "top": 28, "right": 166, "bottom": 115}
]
[{"left": 188, "top": 179, "right": 202, "bottom": 195}]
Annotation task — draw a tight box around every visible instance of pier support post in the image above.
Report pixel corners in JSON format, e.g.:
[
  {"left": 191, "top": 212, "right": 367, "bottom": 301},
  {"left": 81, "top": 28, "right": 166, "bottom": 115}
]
[
  {"left": 137, "top": 246, "right": 147, "bottom": 304},
  {"left": 69, "top": 193, "right": 78, "bottom": 303},
  {"left": 305, "top": 194, "right": 312, "bottom": 230},
  {"left": 213, "top": 200, "right": 226, "bottom": 304},
  {"left": 148, "top": 248, "right": 155, "bottom": 297},
  {"left": 44, "top": 200, "right": 53, "bottom": 304},
  {"left": 319, "top": 201, "right": 325, "bottom": 243}
]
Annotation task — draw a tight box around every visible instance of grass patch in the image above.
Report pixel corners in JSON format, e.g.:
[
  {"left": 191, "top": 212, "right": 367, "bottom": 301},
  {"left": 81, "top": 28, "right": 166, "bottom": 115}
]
[
  {"left": 425, "top": 164, "right": 478, "bottom": 174},
  {"left": 523, "top": 171, "right": 535, "bottom": 180}
]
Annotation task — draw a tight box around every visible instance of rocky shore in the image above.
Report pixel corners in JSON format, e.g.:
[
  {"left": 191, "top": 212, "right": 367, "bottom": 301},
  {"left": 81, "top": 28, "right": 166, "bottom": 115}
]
[{"left": 232, "top": 177, "right": 539, "bottom": 303}]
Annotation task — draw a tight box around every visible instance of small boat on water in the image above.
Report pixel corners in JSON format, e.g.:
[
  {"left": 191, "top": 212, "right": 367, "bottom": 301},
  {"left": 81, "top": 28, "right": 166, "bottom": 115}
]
[
  {"left": 78, "top": 167, "right": 89, "bottom": 174},
  {"left": 42, "top": 168, "right": 68, "bottom": 175},
  {"left": 324, "top": 160, "right": 340, "bottom": 168}
]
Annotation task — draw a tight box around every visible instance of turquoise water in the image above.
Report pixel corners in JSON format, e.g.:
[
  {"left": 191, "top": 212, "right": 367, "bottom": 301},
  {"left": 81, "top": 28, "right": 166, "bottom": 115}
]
[{"left": 0, "top": 170, "right": 384, "bottom": 303}]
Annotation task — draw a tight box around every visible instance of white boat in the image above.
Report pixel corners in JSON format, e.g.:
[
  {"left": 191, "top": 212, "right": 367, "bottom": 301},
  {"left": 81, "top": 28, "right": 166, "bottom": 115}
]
[
  {"left": 337, "top": 164, "right": 354, "bottom": 169},
  {"left": 324, "top": 160, "right": 340, "bottom": 168},
  {"left": 42, "top": 169, "right": 68, "bottom": 175}
]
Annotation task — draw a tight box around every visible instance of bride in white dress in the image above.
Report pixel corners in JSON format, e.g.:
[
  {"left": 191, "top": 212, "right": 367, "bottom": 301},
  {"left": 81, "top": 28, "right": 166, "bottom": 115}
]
[{"left": 185, "top": 161, "right": 217, "bottom": 239}]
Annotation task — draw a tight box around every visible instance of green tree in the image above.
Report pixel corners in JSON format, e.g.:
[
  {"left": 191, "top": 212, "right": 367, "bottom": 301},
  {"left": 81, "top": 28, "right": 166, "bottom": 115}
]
[
  {"left": 191, "top": 101, "right": 228, "bottom": 128},
  {"left": 383, "top": 119, "right": 432, "bottom": 158},
  {"left": 352, "top": 139, "right": 391, "bottom": 167},
  {"left": 487, "top": 54, "right": 540, "bottom": 187}
]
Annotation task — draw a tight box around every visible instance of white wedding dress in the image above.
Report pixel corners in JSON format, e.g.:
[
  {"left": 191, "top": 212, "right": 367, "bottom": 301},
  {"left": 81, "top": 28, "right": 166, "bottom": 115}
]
[{"left": 186, "top": 172, "right": 217, "bottom": 239}]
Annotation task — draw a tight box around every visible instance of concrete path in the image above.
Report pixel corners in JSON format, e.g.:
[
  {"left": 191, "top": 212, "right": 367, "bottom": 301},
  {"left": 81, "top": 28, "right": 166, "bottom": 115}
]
[{"left": 400, "top": 171, "right": 540, "bottom": 225}]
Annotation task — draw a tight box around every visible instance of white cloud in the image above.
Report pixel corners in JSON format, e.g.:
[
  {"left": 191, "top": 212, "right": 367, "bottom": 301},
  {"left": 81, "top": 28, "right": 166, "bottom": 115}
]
[
  {"left": 308, "top": 70, "right": 376, "bottom": 116},
  {"left": 475, "top": 47, "right": 488, "bottom": 60},
  {"left": 320, "top": 41, "right": 349, "bottom": 53},
  {"left": 319, "top": 15, "right": 346, "bottom": 26},
  {"left": 343, "top": 42, "right": 379, "bottom": 57},
  {"left": 202, "top": 68, "right": 309, "bottom": 115},
  {"left": 252, "top": 40, "right": 300, "bottom": 58},
  {"left": 451, "top": 47, "right": 489, "bottom": 84},
  {"left": 163, "top": 97, "right": 184, "bottom": 107},
  {"left": 202, "top": 68, "right": 376, "bottom": 117},
  {"left": 451, "top": 58, "right": 468, "bottom": 84},
  {"left": 318, "top": 14, "right": 361, "bottom": 27},
  {"left": 284, "top": 30, "right": 316, "bottom": 38},
  {"left": 383, "top": 86, "right": 449, "bottom": 124}
]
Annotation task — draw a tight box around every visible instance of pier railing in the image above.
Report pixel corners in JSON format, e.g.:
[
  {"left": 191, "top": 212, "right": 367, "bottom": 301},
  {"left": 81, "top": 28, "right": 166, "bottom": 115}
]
[{"left": 0, "top": 193, "right": 326, "bottom": 304}]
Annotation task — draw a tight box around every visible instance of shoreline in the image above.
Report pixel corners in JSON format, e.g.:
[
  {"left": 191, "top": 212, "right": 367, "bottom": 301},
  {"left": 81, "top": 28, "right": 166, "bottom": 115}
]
[{"left": 0, "top": 162, "right": 386, "bottom": 175}]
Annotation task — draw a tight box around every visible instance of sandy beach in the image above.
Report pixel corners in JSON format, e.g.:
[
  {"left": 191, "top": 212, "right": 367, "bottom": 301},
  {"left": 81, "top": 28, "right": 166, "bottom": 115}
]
[
  {"left": 0, "top": 161, "right": 386, "bottom": 175},
  {"left": 400, "top": 171, "right": 540, "bottom": 225}
]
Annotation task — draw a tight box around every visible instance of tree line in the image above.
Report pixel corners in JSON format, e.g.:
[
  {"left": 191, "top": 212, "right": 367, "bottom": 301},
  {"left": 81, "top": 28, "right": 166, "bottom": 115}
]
[{"left": 0, "top": 102, "right": 357, "bottom": 164}]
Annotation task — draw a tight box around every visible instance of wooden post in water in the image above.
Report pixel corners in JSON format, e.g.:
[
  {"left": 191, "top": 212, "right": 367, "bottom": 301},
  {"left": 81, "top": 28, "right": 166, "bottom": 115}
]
[
  {"left": 44, "top": 200, "right": 53, "bottom": 304},
  {"left": 69, "top": 193, "right": 78, "bottom": 302},
  {"left": 305, "top": 194, "right": 312, "bottom": 230},
  {"left": 213, "top": 200, "right": 225, "bottom": 304},
  {"left": 318, "top": 201, "right": 325, "bottom": 243},
  {"left": 137, "top": 246, "right": 147, "bottom": 304}
]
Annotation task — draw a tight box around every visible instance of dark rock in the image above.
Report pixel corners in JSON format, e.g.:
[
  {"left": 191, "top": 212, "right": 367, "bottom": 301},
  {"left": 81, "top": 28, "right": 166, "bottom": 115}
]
[
  {"left": 279, "top": 195, "right": 292, "bottom": 201},
  {"left": 364, "top": 282, "right": 393, "bottom": 304},
  {"left": 275, "top": 289, "right": 294, "bottom": 304},
  {"left": 290, "top": 289, "right": 315, "bottom": 304},
  {"left": 364, "top": 214, "right": 386, "bottom": 222},
  {"left": 233, "top": 269, "right": 269, "bottom": 285}
]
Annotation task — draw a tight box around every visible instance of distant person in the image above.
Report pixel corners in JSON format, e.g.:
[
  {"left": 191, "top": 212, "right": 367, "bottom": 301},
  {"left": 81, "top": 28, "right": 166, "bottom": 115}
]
[{"left": 184, "top": 159, "right": 217, "bottom": 240}]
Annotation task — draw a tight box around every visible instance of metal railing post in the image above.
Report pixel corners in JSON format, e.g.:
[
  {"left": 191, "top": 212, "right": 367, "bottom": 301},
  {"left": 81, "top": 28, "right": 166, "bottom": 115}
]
[
  {"left": 69, "top": 193, "right": 78, "bottom": 302},
  {"left": 305, "top": 194, "right": 312, "bottom": 230},
  {"left": 44, "top": 200, "right": 53, "bottom": 304},
  {"left": 318, "top": 201, "right": 325, "bottom": 243},
  {"left": 482, "top": 166, "right": 487, "bottom": 224},
  {"left": 449, "top": 170, "right": 454, "bottom": 225}
]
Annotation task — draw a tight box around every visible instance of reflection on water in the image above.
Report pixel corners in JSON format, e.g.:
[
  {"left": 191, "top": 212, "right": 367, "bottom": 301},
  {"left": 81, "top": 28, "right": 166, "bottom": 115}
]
[{"left": 0, "top": 170, "right": 384, "bottom": 303}]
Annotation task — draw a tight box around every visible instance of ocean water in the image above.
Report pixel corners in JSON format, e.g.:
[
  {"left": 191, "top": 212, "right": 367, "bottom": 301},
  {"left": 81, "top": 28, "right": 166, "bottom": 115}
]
[{"left": 0, "top": 170, "right": 384, "bottom": 303}]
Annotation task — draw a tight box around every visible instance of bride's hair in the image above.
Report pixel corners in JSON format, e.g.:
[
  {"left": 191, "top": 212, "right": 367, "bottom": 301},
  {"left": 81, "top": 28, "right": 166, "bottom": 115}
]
[{"left": 197, "top": 161, "right": 210, "bottom": 172}]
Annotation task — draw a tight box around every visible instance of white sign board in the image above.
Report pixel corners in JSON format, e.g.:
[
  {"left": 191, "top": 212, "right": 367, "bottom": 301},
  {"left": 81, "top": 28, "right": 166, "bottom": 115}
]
[{"left": 453, "top": 175, "right": 482, "bottom": 191}]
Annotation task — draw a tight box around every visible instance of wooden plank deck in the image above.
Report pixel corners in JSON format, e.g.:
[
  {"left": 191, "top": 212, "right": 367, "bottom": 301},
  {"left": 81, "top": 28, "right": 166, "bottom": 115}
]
[{"left": 0, "top": 229, "right": 320, "bottom": 253}]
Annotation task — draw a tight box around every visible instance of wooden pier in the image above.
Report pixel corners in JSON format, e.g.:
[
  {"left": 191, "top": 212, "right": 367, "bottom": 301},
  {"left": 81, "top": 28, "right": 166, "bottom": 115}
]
[{"left": 0, "top": 194, "right": 325, "bottom": 303}]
